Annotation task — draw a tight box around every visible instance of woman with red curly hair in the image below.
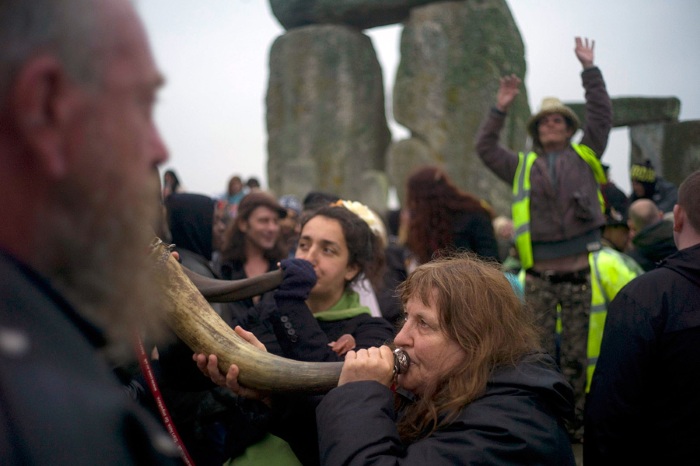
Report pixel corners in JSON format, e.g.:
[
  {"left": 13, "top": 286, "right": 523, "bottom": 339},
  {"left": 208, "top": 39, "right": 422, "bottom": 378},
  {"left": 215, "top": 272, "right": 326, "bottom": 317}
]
[{"left": 403, "top": 165, "right": 499, "bottom": 266}]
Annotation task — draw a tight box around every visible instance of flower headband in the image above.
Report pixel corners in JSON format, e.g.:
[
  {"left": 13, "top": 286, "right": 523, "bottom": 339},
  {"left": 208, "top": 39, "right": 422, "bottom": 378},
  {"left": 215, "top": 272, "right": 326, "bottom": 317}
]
[{"left": 332, "top": 200, "right": 387, "bottom": 247}]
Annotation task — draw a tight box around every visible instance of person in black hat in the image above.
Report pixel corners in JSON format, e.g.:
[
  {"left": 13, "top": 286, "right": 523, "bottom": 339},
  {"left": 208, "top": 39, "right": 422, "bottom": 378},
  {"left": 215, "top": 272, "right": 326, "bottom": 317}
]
[{"left": 629, "top": 159, "right": 678, "bottom": 214}]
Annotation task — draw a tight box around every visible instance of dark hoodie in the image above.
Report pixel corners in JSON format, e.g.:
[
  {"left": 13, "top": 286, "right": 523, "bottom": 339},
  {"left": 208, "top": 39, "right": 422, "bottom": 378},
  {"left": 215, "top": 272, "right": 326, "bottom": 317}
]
[
  {"left": 317, "top": 353, "right": 575, "bottom": 465},
  {"left": 628, "top": 218, "right": 677, "bottom": 271},
  {"left": 161, "top": 193, "right": 244, "bottom": 465},
  {"left": 165, "top": 193, "right": 216, "bottom": 276},
  {"left": 585, "top": 243, "right": 700, "bottom": 465}
]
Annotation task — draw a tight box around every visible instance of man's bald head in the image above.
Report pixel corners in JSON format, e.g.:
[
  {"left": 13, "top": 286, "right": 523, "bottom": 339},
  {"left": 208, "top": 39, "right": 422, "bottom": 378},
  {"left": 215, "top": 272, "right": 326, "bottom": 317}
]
[{"left": 628, "top": 199, "right": 662, "bottom": 233}]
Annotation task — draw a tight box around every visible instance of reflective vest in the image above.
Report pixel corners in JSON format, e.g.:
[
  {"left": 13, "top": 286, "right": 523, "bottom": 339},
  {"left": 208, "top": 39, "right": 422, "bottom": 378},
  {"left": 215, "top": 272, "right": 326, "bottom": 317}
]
[
  {"left": 517, "top": 248, "right": 642, "bottom": 392},
  {"left": 512, "top": 144, "right": 607, "bottom": 270},
  {"left": 585, "top": 247, "right": 642, "bottom": 392}
]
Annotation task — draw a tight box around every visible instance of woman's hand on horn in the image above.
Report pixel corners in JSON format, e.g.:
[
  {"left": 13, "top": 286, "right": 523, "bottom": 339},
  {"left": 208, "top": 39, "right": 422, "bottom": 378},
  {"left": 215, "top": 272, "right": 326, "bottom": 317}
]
[{"left": 338, "top": 345, "right": 395, "bottom": 388}]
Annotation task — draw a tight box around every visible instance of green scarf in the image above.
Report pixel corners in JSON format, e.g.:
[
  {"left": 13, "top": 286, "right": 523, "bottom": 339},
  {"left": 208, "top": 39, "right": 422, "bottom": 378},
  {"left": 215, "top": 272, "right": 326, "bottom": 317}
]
[{"left": 313, "top": 291, "right": 371, "bottom": 321}]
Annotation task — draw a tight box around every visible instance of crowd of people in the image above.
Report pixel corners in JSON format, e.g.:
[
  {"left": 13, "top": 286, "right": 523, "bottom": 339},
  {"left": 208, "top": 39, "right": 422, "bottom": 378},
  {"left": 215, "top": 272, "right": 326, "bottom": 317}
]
[{"left": 1, "top": 1, "right": 698, "bottom": 465}]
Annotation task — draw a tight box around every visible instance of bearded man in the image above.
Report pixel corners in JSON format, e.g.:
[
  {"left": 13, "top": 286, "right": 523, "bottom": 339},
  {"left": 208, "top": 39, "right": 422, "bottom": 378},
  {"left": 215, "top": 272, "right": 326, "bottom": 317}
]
[{"left": 0, "top": 0, "right": 181, "bottom": 463}]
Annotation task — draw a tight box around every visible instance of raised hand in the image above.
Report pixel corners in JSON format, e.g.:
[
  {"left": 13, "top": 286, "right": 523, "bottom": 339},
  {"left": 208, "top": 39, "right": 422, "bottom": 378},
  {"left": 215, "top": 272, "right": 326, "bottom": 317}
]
[
  {"left": 575, "top": 37, "right": 595, "bottom": 69},
  {"left": 496, "top": 74, "right": 521, "bottom": 112}
]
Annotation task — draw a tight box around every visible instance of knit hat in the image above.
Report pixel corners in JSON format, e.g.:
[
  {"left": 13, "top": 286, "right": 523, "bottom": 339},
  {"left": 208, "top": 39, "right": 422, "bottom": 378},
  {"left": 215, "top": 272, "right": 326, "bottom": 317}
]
[
  {"left": 630, "top": 160, "right": 657, "bottom": 183},
  {"left": 527, "top": 97, "right": 581, "bottom": 140}
]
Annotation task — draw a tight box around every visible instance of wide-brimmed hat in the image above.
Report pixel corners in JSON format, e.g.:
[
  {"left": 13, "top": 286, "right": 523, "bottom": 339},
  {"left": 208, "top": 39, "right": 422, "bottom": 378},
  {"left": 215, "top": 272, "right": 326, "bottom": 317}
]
[{"left": 526, "top": 97, "right": 581, "bottom": 141}]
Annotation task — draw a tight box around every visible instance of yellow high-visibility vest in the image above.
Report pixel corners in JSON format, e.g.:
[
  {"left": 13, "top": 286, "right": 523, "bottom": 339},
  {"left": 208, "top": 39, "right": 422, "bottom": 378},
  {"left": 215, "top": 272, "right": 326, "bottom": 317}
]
[
  {"left": 516, "top": 248, "right": 642, "bottom": 392},
  {"left": 512, "top": 144, "right": 606, "bottom": 270},
  {"left": 586, "top": 247, "right": 642, "bottom": 391}
]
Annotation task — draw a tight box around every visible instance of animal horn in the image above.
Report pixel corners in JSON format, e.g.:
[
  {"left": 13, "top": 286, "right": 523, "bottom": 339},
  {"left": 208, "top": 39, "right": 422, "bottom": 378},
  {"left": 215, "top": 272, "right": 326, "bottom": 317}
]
[
  {"left": 182, "top": 265, "right": 283, "bottom": 303},
  {"left": 151, "top": 238, "right": 342, "bottom": 393}
]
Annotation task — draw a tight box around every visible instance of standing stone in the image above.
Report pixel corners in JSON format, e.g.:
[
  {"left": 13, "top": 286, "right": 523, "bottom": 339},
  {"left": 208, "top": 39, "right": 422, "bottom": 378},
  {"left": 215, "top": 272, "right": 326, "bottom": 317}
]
[
  {"left": 660, "top": 120, "right": 700, "bottom": 187},
  {"left": 388, "top": 0, "right": 530, "bottom": 214},
  {"left": 630, "top": 123, "right": 667, "bottom": 176},
  {"left": 630, "top": 120, "right": 700, "bottom": 187},
  {"left": 266, "top": 25, "right": 391, "bottom": 203}
]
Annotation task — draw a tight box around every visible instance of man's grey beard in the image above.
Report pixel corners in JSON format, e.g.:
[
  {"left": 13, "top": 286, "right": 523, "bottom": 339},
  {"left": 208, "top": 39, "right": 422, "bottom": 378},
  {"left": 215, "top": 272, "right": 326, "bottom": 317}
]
[{"left": 33, "top": 170, "right": 169, "bottom": 363}]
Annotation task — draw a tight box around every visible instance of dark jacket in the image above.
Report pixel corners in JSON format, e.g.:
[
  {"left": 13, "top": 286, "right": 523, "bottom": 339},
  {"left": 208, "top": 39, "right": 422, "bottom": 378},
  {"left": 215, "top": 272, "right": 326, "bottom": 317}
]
[
  {"left": 270, "top": 289, "right": 396, "bottom": 363},
  {"left": 0, "top": 251, "right": 182, "bottom": 465},
  {"left": 585, "top": 243, "right": 700, "bottom": 465},
  {"left": 160, "top": 193, "right": 248, "bottom": 465},
  {"left": 211, "top": 259, "right": 396, "bottom": 465},
  {"left": 627, "top": 218, "right": 677, "bottom": 271},
  {"left": 217, "top": 258, "right": 284, "bottom": 352},
  {"left": 629, "top": 177, "right": 678, "bottom": 214},
  {"left": 452, "top": 210, "right": 499, "bottom": 262},
  {"left": 317, "top": 353, "right": 575, "bottom": 465},
  {"left": 476, "top": 67, "right": 612, "bottom": 246}
]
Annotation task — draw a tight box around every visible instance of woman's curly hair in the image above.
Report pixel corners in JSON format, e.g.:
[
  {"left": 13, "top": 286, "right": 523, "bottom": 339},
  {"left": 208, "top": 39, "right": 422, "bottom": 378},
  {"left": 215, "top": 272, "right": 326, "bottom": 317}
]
[{"left": 405, "top": 165, "right": 494, "bottom": 264}]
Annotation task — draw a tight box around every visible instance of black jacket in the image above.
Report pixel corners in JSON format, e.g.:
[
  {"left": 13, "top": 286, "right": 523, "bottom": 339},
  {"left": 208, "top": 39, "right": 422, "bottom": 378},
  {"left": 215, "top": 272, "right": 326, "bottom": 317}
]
[
  {"left": 0, "top": 251, "right": 182, "bottom": 465},
  {"left": 317, "top": 353, "right": 575, "bottom": 465},
  {"left": 585, "top": 243, "right": 700, "bottom": 465},
  {"left": 629, "top": 177, "right": 678, "bottom": 214},
  {"left": 628, "top": 218, "right": 677, "bottom": 271},
  {"left": 452, "top": 210, "right": 499, "bottom": 262}
]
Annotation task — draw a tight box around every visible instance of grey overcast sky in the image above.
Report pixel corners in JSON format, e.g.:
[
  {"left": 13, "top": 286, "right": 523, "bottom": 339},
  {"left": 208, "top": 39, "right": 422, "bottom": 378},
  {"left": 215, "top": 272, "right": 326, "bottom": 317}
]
[{"left": 136, "top": 0, "right": 700, "bottom": 200}]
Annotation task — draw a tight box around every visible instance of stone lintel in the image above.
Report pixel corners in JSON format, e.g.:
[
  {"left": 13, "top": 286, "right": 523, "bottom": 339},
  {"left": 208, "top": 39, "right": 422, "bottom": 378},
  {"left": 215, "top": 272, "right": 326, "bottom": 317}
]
[{"left": 566, "top": 96, "right": 680, "bottom": 128}]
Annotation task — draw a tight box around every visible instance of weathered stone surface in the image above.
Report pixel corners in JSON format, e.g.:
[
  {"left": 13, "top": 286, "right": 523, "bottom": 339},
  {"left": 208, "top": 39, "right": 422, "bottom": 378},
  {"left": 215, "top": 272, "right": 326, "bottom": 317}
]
[
  {"left": 630, "top": 123, "right": 666, "bottom": 176},
  {"left": 629, "top": 120, "right": 700, "bottom": 187},
  {"left": 567, "top": 97, "right": 681, "bottom": 128},
  {"left": 388, "top": 0, "right": 529, "bottom": 215},
  {"left": 357, "top": 170, "right": 390, "bottom": 218},
  {"left": 660, "top": 120, "right": 700, "bottom": 187},
  {"left": 269, "top": 0, "right": 442, "bottom": 31},
  {"left": 266, "top": 25, "right": 391, "bottom": 203},
  {"left": 386, "top": 138, "right": 436, "bottom": 200}
]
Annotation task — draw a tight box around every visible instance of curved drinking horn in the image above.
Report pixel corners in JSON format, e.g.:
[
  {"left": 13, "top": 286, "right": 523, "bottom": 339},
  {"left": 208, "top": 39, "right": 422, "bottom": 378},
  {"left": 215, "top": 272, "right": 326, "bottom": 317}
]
[
  {"left": 182, "top": 266, "right": 282, "bottom": 302},
  {"left": 151, "top": 238, "right": 409, "bottom": 394}
]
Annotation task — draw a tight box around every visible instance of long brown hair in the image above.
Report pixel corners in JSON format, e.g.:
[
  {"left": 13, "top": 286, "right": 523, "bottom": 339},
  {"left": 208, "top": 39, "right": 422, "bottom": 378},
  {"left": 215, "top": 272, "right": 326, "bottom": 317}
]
[
  {"left": 220, "top": 192, "right": 287, "bottom": 264},
  {"left": 405, "top": 166, "right": 494, "bottom": 264},
  {"left": 395, "top": 253, "right": 540, "bottom": 442}
]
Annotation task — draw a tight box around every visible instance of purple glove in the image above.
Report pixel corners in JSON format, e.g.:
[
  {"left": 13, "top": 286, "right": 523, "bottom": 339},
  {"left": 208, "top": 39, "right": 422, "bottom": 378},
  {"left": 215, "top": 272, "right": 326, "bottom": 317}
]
[{"left": 275, "top": 258, "right": 317, "bottom": 301}]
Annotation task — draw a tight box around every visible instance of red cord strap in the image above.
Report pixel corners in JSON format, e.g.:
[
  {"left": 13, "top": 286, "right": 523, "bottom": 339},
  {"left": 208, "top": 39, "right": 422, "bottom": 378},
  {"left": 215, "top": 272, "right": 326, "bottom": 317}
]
[{"left": 134, "top": 335, "right": 196, "bottom": 466}]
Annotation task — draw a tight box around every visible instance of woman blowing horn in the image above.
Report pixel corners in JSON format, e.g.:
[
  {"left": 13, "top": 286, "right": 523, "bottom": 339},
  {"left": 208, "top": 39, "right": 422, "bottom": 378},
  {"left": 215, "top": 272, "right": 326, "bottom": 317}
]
[
  {"left": 196, "top": 200, "right": 395, "bottom": 465},
  {"left": 199, "top": 254, "right": 576, "bottom": 465}
]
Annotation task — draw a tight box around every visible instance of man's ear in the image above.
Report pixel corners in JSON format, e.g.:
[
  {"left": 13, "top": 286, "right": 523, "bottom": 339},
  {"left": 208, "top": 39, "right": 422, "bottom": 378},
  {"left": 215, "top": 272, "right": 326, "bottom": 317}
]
[
  {"left": 11, "top": 55, "right": 77, "bottom": 178},
  {"left": 673, "top": 204, "right": 684, "bottom": 233}
]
